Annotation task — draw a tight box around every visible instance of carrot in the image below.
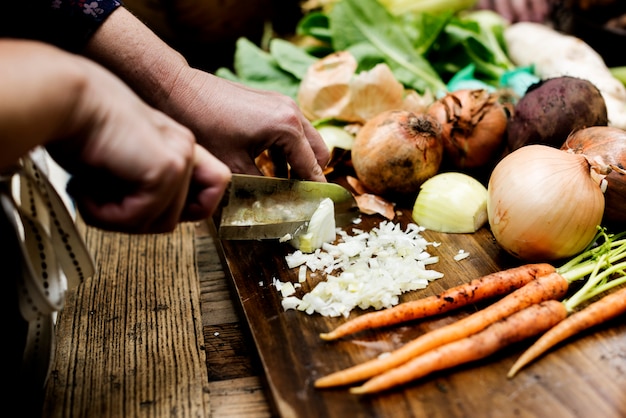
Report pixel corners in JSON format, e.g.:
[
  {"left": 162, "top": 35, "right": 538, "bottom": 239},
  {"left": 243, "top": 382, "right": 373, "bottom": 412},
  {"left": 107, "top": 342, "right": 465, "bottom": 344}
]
[
  {"left": 314, "top": 271, "right": 569, "bottom": 388},
  {"left": 508, "top": 285, "right": 626, "bottom": 378},
  {"left": 319, "top": 263, "right": 556, "bottom": 341},
  {"left": 349, "top": 300, "right": 568, "bottom": 395}
]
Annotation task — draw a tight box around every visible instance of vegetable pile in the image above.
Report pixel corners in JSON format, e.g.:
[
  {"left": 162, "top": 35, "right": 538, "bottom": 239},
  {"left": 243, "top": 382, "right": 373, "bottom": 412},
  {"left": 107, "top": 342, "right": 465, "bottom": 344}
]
[
  {"left": 218, "top": 0, "right": 626, "bottom": 394},
  {"left": 219, "top": 0, "right": 625, "bottom": 235}
]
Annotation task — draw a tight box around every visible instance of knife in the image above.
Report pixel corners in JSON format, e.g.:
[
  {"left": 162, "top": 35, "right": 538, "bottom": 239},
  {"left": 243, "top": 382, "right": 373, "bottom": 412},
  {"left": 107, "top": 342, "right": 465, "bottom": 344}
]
[{"left": 217, "top": 174, "right": 359, "bottom": 240}]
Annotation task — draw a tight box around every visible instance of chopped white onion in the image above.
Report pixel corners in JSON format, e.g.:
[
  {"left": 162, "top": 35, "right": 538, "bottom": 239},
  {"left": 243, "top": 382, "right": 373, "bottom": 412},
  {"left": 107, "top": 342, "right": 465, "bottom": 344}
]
[
  {"left": 289, "top": 197, "right": 337, "bottom": 253},
  {"left": 453, "top": 249, "right": 470, "bottom": 261},
  {"left": 279, "top": 220, "right": 443, "bottom": 317}
]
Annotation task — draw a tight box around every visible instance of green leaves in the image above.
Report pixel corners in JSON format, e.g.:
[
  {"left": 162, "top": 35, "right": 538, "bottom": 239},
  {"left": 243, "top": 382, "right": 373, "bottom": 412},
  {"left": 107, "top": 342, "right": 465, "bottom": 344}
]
[
  {"left": 214, "top": 0, "right": 520, "bottom": 100},
  {"left": 330, "top": 0, "right": 447, "bottom": 94},
  {"left": 430, "top": 11, "right": 515, "bottom": 85},
  {"left": 215, "top": 37, "right": 317, "bottom": 100}
]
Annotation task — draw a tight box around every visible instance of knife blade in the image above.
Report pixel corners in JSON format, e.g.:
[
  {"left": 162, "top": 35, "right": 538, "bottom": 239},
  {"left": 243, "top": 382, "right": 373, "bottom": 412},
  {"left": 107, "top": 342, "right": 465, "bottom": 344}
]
[{"left": 217, "top": 174, "right": 359, "bottom": 240}]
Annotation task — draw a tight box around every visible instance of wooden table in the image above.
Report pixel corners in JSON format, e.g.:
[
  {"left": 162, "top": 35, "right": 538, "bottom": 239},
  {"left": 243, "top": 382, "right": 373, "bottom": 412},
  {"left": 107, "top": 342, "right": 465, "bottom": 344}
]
[
  {"left": 42, "top": 212, "right": 626, "bottom": 417},
  {"left": 43, "top": 221, "right": 271, "bottom": 417}
]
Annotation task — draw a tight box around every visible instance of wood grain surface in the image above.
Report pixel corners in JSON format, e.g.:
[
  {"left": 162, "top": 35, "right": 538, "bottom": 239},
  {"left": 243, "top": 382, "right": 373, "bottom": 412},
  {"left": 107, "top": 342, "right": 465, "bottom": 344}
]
[
  {"left": 217, "top": 208, "right": 626, "bottom": 418},
  {"left": 43, "top": 223, "right": 211, "bottom": 417},
  {"left": 43, "top": 221, "right": 272, "bottom": 418}
]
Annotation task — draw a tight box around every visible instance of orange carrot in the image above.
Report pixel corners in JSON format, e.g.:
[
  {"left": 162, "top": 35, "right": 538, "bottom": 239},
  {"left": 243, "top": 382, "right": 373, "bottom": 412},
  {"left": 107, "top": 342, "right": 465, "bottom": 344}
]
[
  {"left": 508, "top": 285, "right": 626, "bottom": 378},
  {"left": 314, "top": 271, "right": 569, "bottom": 388},
  {"left": 320, "top": 263, "right": 556, "bottom": 341},
  {"left": 350, "top": 300, "right": 568, "bottom": 394}
]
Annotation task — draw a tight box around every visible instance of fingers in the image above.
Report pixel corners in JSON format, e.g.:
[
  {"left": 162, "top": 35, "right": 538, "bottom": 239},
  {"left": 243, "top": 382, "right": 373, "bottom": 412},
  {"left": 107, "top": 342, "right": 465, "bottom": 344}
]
[
  {"left": 67, "top": 113, "right": 206, "bottom": 233},
  {"left": 260, "top": 97, "right": 329, "bottom": 182},
  {"left": 180, "top": 144, "right": 232, "bottom": 222},
  {"left": 69, "top": 155, "right": 193, "bottom": 233},
  {"left": 284, "top": 117, "right": 329, "bottom": 182},
  {"left": 176, "top": 75, "right": 329, "bottom": 182},
  {"left": 301, "top": 116, "right": 331, "bottom": 177}
]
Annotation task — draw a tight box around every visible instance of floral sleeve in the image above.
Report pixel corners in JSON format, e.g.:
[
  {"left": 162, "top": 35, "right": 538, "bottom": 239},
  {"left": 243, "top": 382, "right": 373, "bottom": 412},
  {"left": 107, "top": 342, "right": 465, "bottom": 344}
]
[
  {"left": 50, "top": 0, "right": 122, "bottom": 23},
  {"left": 0, "top": 0, "right": 123, "bottom": 51}
]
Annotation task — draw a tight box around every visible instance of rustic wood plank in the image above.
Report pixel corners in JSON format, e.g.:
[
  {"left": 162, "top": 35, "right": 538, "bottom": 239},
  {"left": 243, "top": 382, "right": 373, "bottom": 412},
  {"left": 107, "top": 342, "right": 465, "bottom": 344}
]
[
  {"left": 43, "top": 223, "right": 210, "bottom": 417},
  {"left": 196, "top": 228, "right": 239, "bottom": 326},
  {"left": 207, "top": 377, "right": 272, "bottom": 418},
  {"left": 196, "top": 219, "right": 273, "bottom": 415},
  {"left": 203, "top": 323, "right": 261, "bottom": 381}
]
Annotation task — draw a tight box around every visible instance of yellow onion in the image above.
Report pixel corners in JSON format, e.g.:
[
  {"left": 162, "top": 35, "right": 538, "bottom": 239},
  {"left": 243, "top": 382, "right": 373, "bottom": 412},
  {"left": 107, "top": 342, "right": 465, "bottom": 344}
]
[
  {"left": 487, "top": 144, "right": 605, "bottom": 261},
  {"left": 428, "top": 89, "right": 510, "bottom": 169},
  {"left": 561, "top": 126, "right": 626, "bottom": 225},
  {"left": 351, "top": 110, "right": 443, "bottom": 196}
]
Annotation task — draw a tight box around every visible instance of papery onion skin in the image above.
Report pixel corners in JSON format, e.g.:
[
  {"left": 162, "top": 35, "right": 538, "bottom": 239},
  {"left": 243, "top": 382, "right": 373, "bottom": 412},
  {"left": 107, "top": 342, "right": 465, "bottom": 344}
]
[
  {"left": 487, "top": 145, "right": 605, "bottom": 261},
  {"left": 562, "top": 126, "right": 626, "bottom": 225},
  {"left": 297, "top": 51, "right": 406, "bottom": 124},
  {"left": 351, "top": 110, "right": 443, "bottom": 196},
  {"left": 428, "top": 89, "right": 509, "bottom": 169}
]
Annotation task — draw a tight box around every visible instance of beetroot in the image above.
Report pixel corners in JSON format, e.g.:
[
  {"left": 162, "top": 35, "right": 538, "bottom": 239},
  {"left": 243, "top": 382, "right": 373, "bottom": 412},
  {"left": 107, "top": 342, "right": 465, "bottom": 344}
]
[{"left": 505, "top": 76, "right": 608, "bottom": 154}]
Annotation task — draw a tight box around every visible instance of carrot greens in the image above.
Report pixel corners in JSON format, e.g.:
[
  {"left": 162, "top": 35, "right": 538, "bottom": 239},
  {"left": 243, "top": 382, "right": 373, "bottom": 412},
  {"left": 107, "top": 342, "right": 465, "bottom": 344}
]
[
  {"left": 561, "top": 235, "right": 626, "bottom": 311},
  {"left": 505, "top": 230, "right": 626, "bottom": 378}
]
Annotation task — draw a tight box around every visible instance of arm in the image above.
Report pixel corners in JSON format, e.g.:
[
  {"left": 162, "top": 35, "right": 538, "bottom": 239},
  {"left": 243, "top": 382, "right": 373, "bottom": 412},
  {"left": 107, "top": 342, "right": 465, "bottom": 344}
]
[
  {"left": 0, "top": 39, "right": 230, "bottom": 233},
  {"left": 0, "top": 42, "right": 88, "bottom": 168},
  {"left": 82, "top": 7, "right": 330, "bottom": 181}
]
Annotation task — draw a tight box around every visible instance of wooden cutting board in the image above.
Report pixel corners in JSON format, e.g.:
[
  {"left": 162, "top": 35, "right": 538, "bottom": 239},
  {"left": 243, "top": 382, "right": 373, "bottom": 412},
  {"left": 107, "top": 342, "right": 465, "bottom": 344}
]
[{"left": 215, "top": 201, "right": 626, "bottom": 418}]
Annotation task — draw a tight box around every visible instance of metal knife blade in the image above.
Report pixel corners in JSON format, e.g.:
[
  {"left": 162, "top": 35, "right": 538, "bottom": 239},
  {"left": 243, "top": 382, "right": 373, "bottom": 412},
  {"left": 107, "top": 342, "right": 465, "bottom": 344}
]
[{"left": 217, "top": 174, "right": 359, "bottom": 240}]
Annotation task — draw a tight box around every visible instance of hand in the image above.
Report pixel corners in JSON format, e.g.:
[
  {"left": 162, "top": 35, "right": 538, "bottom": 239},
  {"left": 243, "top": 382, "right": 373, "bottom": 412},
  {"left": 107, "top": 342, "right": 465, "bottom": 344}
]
[
  {"left": 43, "top": 51, "right": 231, "bottom": 233},
  {"left": 166, "top": 72, "right": 330, "bottom": 182},
  {"left": 83, "top": 7, "right": 330, "bottom": 183}
]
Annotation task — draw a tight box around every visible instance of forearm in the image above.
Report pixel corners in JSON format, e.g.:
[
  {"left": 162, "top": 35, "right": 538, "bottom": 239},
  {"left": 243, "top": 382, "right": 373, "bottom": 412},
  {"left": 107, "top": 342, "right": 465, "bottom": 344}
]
[
  {"left": 0, "top": 40, "right": 89, "bottom": 170},
  {"left": 83, "top": 7, "right": 195, "bottom": 114}
]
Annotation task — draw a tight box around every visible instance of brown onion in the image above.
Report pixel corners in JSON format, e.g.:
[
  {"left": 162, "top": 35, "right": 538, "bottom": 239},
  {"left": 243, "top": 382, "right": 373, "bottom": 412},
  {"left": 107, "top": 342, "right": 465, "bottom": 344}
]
[
  {"left": 487, "top": 144, "right": 605, "bottom": 261},
  {"left": 351, "top": 110, "right": 443, "bottom": 196},
  {"left": 562, "top": 126, "right": 626, "bottom": 225},
  {"left": 428, "top": 89, "right": 510, "bottom": 169}
]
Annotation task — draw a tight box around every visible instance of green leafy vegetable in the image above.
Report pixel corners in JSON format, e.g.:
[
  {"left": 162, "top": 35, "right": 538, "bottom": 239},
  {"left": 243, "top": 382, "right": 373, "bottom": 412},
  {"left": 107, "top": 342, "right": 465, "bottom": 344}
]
[
  {"left": 379, "top": 0, "right": 477, "bottom": 16},
  {"left": 215, "top": 37, "right": 313, "bottom": 100},
  {"left": 427, "top": 11, "right": 515, "bottom": 86},
  {"left": 329, "top": 0, "right": 447, "bottom": 94},
  {"left": 269, "top": 38, "right": 318, "bottom": 80},
  {"left": 214, "top": 0, "right": 528, "bottom": 102},
  {"left": 296, "top": 11, "right": 333, "bottom": 47}
]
